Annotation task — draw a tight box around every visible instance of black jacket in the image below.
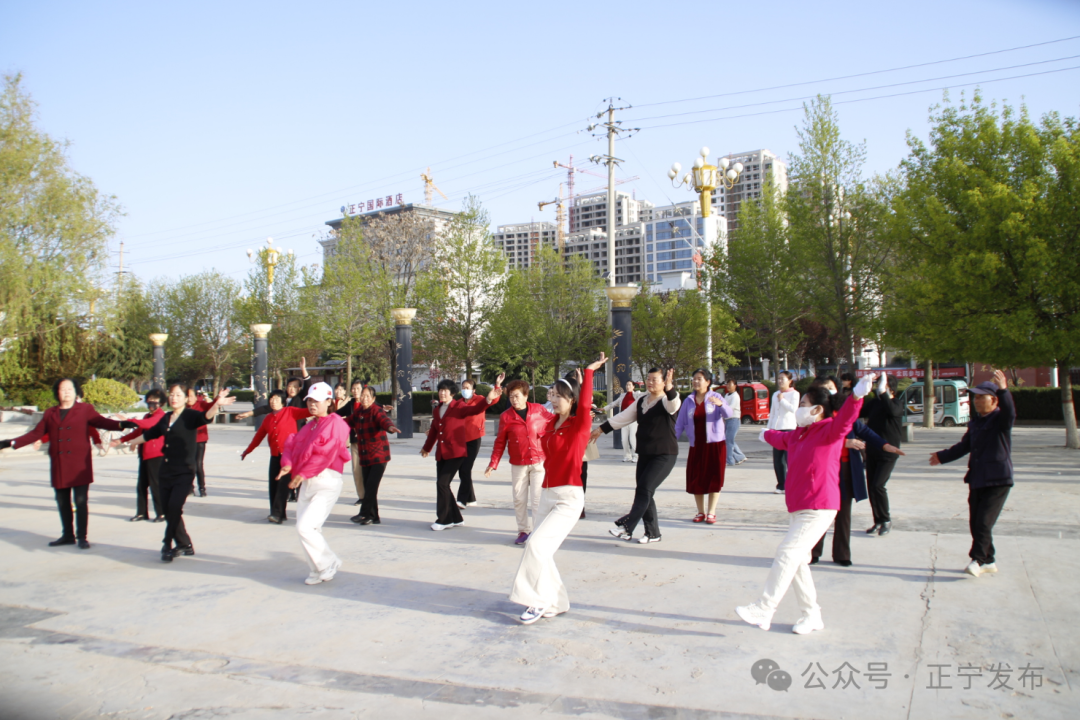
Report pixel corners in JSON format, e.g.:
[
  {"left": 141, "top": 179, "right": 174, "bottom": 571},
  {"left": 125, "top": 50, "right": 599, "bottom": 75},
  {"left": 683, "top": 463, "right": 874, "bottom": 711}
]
[
  {"left": 865, "top": 392, "right": 905, "bottom": 449},
  {"left": 936, "top": 389, "right": 1015, "bottom": 489}
]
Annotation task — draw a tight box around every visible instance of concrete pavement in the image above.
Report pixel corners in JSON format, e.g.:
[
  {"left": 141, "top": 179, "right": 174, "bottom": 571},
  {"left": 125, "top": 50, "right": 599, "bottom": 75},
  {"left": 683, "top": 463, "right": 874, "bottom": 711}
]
[{"left": 0, "top": 421, "right": 1077, "bottom": 719}]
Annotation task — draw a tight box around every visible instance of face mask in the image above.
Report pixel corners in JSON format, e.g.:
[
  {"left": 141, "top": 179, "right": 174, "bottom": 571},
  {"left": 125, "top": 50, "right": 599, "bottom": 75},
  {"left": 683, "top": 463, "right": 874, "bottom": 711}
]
[
  {"left": 461, "top": 388, "right": 474, "bottom": 400},
  {"left": 827, "top": 388, "right": 838, "bottom": 395},
  {"left": 795, "top": 406, "right": 820, "bottom": 427}
]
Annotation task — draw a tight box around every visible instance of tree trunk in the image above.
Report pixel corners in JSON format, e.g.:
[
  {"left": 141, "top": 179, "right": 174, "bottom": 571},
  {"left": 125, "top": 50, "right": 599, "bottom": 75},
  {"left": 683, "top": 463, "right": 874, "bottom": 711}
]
[
  {"left": 922, "top": 358, "right": 935, "bottom": 429},
  {"left": 1059, "top": 358, "right": 1079, "bottom": 449},
  {"left": 771, "top": 339, "right": 781, "bottom": 385},
  {"left": 388, "top": 338, "right": 398, "bottom": 422}
]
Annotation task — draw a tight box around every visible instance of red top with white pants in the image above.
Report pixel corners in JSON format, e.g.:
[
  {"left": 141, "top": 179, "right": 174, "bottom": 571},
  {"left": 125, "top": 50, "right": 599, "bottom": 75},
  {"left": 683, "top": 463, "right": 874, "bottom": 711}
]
[{"left": 540, "top": 369, "right": 593, "bottom": 489}]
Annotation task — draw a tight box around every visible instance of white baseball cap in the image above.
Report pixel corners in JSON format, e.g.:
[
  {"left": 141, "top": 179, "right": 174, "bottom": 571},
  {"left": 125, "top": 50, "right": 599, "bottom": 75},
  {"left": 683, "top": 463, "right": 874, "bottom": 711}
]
[{"left": 305, "top": 382, "right": 333, "bottom": 402}]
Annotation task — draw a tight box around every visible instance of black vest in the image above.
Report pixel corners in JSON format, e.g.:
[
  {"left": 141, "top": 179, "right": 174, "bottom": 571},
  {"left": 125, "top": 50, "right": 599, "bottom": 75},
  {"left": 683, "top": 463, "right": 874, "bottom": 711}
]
[{"left": 635, "top": 391, "right": 679, "bottom": 456}]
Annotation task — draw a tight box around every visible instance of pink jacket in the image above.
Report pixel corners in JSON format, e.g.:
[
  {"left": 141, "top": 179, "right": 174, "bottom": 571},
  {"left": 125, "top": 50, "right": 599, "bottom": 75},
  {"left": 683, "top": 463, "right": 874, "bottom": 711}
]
[
  {"left": 281, "top": 413, "right": 351, "bottom": 479},
  {"left": 764, "top": 396, "right": 864, "bottom": 512}
]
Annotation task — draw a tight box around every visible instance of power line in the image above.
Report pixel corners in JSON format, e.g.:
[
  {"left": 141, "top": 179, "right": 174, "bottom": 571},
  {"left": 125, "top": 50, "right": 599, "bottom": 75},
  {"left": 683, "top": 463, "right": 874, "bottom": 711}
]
[{"left": 634, "top": 34, "right": 1080, "bottom": 109}]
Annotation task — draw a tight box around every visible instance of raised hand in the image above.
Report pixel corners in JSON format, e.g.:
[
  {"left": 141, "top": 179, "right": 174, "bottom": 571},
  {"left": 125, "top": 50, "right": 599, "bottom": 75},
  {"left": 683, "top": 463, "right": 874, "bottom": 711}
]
[
  {"left": 495, "top": 372, "right": 505, "bottom": 388},
  {"left": 992, "top": 369, "right": 1008, "bottom": 390},
  {"left": 300, "top": 356, "right": 307, "bottom": 375},
  {"left": 853, "top": 373, "right": 876, "bottom": 398},
  {"left": 664, "top": 368, "right": 675, "bottom": 391},
  {"left": 586, "top": 352, "right": 607, "bottom": 372}
]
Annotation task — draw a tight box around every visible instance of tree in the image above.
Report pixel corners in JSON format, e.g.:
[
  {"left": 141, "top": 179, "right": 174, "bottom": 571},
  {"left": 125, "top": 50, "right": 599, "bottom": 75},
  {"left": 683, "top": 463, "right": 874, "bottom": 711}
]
[
  {"left": 318, "top": 230, "right": 385, "bottom": 385},
  {"left": 786, "top": 95, "right": 894, "bottom": 371},
  {"left": 92, "top": 281, "right": 156, "bottom": 386},
  {"left": 416, "top": 196, "right": 506, "bottom": 380},
  {"left": 707, "top": 176, "right": 805, "bottom": 378},
  {"left": 0, "top": 74, "right": 121, "bottom": 388},
  {"left": 482, "top": 247, "right": 608, "bottom": 383},
  {"left": 884, "top": 92, "right": 1080, "bottom": 447},
  {"left": 631, "top": 286, "right": 737, "bottom": 383},
  {"left": 153, "top": 271, "right": 245, "bottom": 391}
]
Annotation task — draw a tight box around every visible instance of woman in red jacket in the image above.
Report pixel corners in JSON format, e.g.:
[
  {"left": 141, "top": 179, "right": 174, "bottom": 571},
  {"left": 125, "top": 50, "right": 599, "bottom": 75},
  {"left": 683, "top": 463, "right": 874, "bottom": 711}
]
[
  {"left": 511, "top": 353, "right": 605, "bottom": 625},
  {"left": 240, "top": 390, "right": 312, "bottom": 523},
  {"left": 421, "top": 374, "right": 504, "bottom": 531},
  {"left": 454, "top": 379, "right": 486, "bottom": 509},
  {"left": 347, "top": 385, "right": 401, "bottom": 525},
  {"left": 0, "top": 378, "right": 136, "bottom": 549},
  {"left": 186, "top": 388, "right": 218, "bottom": 497},
  {"left": 113, "top": 389, "right": 167, "bottom": 522},
  {"left": 485, "top": 379, "right": 554, "bottom": 545}
]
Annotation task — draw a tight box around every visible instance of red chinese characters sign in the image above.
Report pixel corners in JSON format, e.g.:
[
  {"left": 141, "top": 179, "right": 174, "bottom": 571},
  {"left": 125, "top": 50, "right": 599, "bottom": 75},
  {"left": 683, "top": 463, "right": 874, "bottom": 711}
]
[
  {"left": 340, "top": 194, "right": 405, "bottom": 216},
  {"left": 855, "top": 367, "right": 966, "bottom": 379}
]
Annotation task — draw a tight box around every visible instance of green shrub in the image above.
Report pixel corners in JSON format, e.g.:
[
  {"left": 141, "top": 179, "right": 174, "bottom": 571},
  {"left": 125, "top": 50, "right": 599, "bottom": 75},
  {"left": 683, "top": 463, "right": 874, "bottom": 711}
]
[
  {"left": 83, "top": 379, "right": 141, "bottom": 412},
  {"left": 229, "top": 389, "right": 255, "bottom": 403},
  {"left": 8, "top": 386, "right": 57, "bottom": 409},
  {"left": 1009, "top": 387, "right": 1080, "bottom": 421}
]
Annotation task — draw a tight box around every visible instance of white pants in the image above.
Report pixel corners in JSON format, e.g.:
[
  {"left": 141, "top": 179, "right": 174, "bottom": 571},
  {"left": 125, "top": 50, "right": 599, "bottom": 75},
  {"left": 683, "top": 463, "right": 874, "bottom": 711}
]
[
  {"left": 296, "top": 468, "right": 343, "bottom": 575},
  {"left": 510, "top": 485, "right": 584, "bottom": 614},
  {"left": 757, "top": 509, "right": 838, "bottom": 615},
  {"left": 621, "top": 423, "right": 637, "bottom": 460},
  {"left": 510, "top": 462, "right": 545, "bottom": 533}
]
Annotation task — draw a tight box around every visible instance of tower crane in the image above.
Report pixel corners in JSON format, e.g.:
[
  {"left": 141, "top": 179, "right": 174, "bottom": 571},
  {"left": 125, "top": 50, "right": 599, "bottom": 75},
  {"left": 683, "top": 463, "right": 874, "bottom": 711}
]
[
  {"left": 553, "top": 155, "right": 638, "bottom": 235},
  {"left": 538, "top": 184, "right": 567, "bottom": 254},
  {"left": 420, "top": 167, "right": 448, "bottom": 206}
]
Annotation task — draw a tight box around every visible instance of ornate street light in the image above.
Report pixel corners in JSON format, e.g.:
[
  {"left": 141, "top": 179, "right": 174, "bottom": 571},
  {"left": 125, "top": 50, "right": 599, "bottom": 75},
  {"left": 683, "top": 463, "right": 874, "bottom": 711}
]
[
  {"left": 667, "top": 147, "right": 743, "bottom": 218},
  {"left": 247, "top": 237, "right": 293, "bottom": 305}
]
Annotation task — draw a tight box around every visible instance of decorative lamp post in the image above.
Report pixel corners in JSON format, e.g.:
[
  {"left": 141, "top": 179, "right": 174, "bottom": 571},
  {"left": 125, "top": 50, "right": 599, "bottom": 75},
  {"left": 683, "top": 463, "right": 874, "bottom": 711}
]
[
  {"left": 149, "top": 334, "right": 168, "bottom": 390},
  {"left": 250, "top": 324, "right": 272, "bottom": 412},
  {"left": 668, "top": 147, "right": 743, "bottom": 375},
  {"left": 606, "top": 285, "right": 639, "bottom": 450},
  {"left": 391, "top": 308, "right": 417, "bottom": 439},
  {"left": 247, "top": 237, "right": 293, "bottom": 305}
]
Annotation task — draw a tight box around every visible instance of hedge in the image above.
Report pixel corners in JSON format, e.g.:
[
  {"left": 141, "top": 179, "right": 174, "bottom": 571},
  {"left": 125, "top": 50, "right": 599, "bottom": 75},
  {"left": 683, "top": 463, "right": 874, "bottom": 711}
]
[
  {"left": 83, "top": 379, "right": 141, "bottom": 412},
  {"left": 229, "top": 389, "right": 255, "bottom": 403},
  {"left": 1009, "top": 387, "right": 1080, "bottom": 421}
]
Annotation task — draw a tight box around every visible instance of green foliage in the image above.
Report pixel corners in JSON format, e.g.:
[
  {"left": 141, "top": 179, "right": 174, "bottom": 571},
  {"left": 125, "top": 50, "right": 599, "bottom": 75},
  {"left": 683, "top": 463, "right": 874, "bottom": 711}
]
[
  {"left": 92, "top": 282, "right": 155, "bottom": 382},
  {"left": 1009, "top": 387, "right": 1080, "bottom": 421},
  {"left": 481, "top": 246, "right": 608, "bottom": 382},
  {"left": 82, "top": 378, "right": 140, "bottom": 412},
  {"left": 0, "top": 74, "right": 122, "bottom": 385},
  {"left": 631, "top": 286, "right": 737, "bottom": 381},
  {"left": 229, "top": 389, "right": 255, "bottom": 403}
]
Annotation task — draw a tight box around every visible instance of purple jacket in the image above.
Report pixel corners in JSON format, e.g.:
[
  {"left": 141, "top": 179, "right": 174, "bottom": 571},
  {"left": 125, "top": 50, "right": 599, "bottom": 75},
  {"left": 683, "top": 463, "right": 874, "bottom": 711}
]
[{"left": 674, "top": 391, "right": 733, "bottom": 447}]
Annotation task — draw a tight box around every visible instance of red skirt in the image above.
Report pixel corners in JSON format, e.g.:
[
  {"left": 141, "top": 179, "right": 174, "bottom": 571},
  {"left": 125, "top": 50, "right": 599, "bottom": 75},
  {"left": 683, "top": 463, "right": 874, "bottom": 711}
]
[{"left": 686, "top": 440, "right": 726, "bottom": 494}]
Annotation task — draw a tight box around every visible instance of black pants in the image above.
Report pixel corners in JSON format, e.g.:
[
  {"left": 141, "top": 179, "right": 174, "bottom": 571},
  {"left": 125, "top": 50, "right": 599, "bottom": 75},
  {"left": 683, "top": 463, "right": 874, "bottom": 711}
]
[
  {"left": 969, "top": 485, "right": 1011, "bottom": 564},
  {"left": 865, "top": 452, "right": 897, "bottom": 524},
  {"left": 623, "top": 454, "right": 678, "bottom": 538},
  {"left": 436, "top": 457, "right": 466, "bottom": 525},
  {"left": 812, "top": 460, "right": 854, "bottom": 564},
  {"left": 55, "top": 485, "right": 90, "bottom": 540},
  {"left": 136, "top": 456, "right": 164, "bottom": 518},
  {"left": 195, "top": 442, "right": 207, "bottom": 492},
  {"left": 456, "top": 438, "right": 481, "bottom": 504},
  {"left": 268, "top": 455, "right": 292, "bottom": 520},
  {"left": 581, "top": 461, "right": 588, "bottom": 493},
  {"left": 772, "top": 430, "right": 792, "bottom": 490},
  {"left": 160, "top": 470, "right": 194, "bottom": 549},
  {"left": 360, "top": 462, "right": 387, "bottom": 522}
]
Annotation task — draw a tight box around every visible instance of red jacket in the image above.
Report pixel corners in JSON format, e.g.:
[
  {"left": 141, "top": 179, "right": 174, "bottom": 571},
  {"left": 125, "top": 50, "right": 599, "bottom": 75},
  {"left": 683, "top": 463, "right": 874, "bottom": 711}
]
[
  {"left": 422, "top": 397, "right": 491, "bottom": 461},
  {"left": 489, "top": 403, "right": 554, "bottom": 470},
  {"left": 188, "top": 397, "right": 218, "bottom": 443},
  {"left": 541, "top": 369, "right": 594, "bottom": 489},
  {"left": 11, "top": 403, "right": 125, "bottom": 488},
  {"left": 349, "top": 402, "right": 397, "bottom": 466},
  {"left": 461, "top": 394, "right": 487, "bottom": 441},
  {"left": 120, "top": 409, "right": 166, "bottom": 459},
  {"left": 243, "top": 406, "right": 310, "bottom": 457}
]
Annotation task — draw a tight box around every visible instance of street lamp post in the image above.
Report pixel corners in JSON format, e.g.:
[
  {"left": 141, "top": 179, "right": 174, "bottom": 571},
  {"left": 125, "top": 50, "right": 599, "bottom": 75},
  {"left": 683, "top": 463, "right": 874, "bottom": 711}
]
[
  {"left": 668, "top": 147, "right": 743, "bottom": 377},
  {"left": 149, "top": 334, "right": 168, "bottom": 390},
  {"left": 247, "top": 237, "right": 293, "bottom": 305}
]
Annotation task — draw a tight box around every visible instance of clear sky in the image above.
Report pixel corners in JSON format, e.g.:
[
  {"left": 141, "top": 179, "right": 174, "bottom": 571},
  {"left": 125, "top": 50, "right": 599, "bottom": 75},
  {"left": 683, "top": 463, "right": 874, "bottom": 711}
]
[{"left": 2, "top": 0, "right": 1079, "bottom": 287}]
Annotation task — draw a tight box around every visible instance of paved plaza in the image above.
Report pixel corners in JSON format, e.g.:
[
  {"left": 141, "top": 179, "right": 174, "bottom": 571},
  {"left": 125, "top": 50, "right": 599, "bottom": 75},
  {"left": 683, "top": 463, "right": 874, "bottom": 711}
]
[{"left": 0, "top": 421, "right": 1077, "bottom": 719}]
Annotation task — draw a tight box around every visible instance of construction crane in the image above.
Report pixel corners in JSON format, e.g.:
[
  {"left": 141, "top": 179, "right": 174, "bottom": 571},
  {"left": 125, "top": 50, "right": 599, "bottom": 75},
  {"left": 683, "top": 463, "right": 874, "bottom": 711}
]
[
  {"left": 538, "top": 184, "right": 567, "bottom": 254},
  {"left": 553, "top": 155, "right": 638, "bottom": 236},
  {"left": 420, "top": 167, "right": 448, "bottom": 206}
]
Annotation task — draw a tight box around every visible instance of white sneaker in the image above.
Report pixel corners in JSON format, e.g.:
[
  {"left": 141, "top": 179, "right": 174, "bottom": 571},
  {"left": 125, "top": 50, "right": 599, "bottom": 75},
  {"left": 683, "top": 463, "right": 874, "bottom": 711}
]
[
  {"left": 542, "top": 609, "right": 565, "bottom": 618},
  {"left": 980, "top": 562, "right": 998, "bottom": 574},
  {"left": 792, "top": 611, "right": 825, "bottom": 635},
  {"left": 773, "top": 488, "right": 785, "bottom": 494},
  {"left": 304, "top": 573, "right": 324, "bottom": 585},
  {"left": 466, "top": 501, "right": 478, "bottom": 507},
  {"left": 609, "top": 528, "right": 632, "bottom": 541},
  {"left": 637, "top": 535, "right": 661, "bottom": 544},
  {"left": 456, "top": 501, "right": 466, "bottom": 509},
  {"left": 964, "top": 560, "right": 983, "bottom": 577},
  {"left": 431, "top": 522, "right": 451, "bottom": 531},
  {"left": 319, "top": 560, "right": 342, "bottom": 582},
  {"left": 451, "top": 521, "right": 465, "bottom": 527},
  {"left": 736, "top": 603, "right": 773, "bottom": 631},
  {"left": 621, "top": 457, "right": 629, "bottom": 463},
  {"left": 519, "top": 607, "right": 546, "bottom": 624},
  {"left": 632, "top": 456, "right": 639, "bottom": 463}
]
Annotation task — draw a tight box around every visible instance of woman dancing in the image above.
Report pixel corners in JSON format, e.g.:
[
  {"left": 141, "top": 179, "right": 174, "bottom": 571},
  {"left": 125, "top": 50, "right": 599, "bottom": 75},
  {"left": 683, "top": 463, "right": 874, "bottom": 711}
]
[
  {"left": 0, "top": 379, "right": 136, "bottom": 549},
  {"left": 240, "top": 389, "right": 312, "bottom": 523},
  {"left": 736, "top": 373, "right": 875, "bottom": 635},
  {"left": 421, "top": 375, "right": 503, "bottom": 531},
  {"left": 127, "top": 385, "right": 233, "bottom": 561},
  {"left": 347, "top": 384, "right": 401, "bottom": 525},
  {"left": 511, "top": 353, "right": 606, "bottom": 624},
  {"left": 673, "top": 369, "right": 732, "bottom": 524},
  {"left": 277, "top": 382, "right": 351, "bottom": 585}
]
